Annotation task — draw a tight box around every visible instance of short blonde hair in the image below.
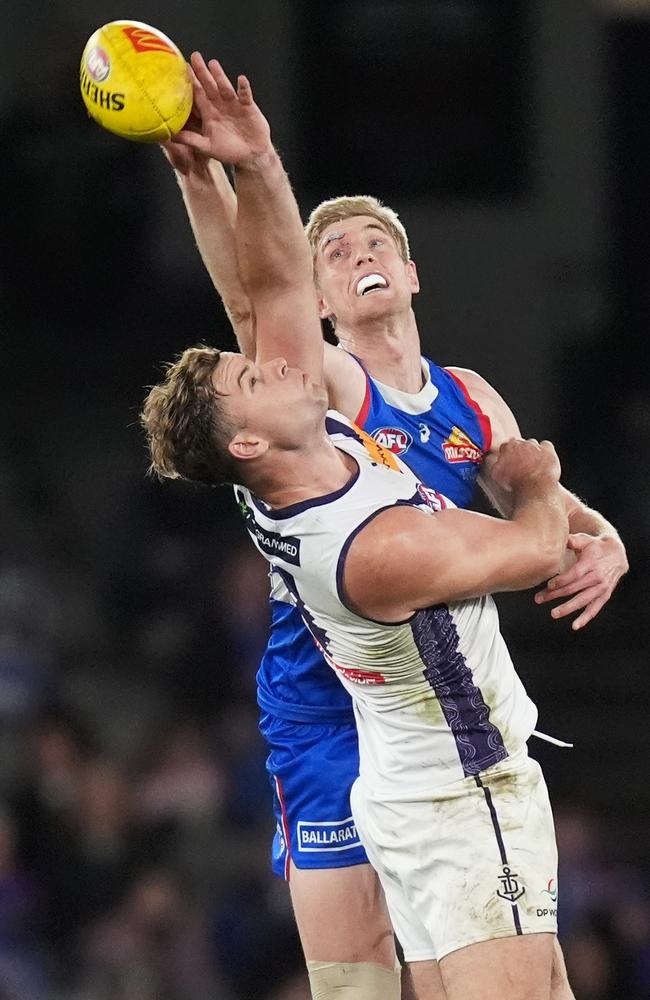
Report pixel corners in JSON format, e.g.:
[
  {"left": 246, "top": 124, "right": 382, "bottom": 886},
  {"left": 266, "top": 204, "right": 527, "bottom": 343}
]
[
  {"left": 140, "top": 345, "right": 237, "bottom": 487},
  {"left": 305, "top": 195, "right": 411, "bottom": 267}
]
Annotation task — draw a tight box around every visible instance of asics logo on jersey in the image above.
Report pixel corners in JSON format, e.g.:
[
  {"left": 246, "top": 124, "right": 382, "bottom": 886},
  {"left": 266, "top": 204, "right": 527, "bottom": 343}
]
[
  {"left": 371, "top": 426, "right": 413, "bottom": 456},
  {"left": 442, "top": 426, "right": 482, "bottom": 464}
]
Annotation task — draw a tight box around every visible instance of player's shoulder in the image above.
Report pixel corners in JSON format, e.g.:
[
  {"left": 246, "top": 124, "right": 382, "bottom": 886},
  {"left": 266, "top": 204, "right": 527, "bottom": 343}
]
[
  {"left": 322, "top": 343, "right": 368, "bottom": 420},
  {"left": 445, "top": 367, "right": 519, "bottom": 449}
]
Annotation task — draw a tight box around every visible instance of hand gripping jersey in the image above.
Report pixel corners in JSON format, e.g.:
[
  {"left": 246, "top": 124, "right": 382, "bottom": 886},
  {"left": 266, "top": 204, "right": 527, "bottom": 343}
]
[
  {"left": 237, "top": 414, "right": 536, "bottom": 795},
  {"left": 255, "top": 357, "right": 492, "bottom": 728}
]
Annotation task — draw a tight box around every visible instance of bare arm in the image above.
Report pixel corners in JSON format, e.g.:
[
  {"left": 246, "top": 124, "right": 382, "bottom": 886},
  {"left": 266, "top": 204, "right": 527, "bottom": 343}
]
[
  {"left": 162, "top": 139, "right": 254, "bottom": 355},
  {"left": 172, "top": 55, "right": 324, "bottom": 379},
  {"left": 449, "top": 366, "right": 629, "bottom": 628},
  {"left": 344, "top": 439, "right": 569, "bottom": 622}
]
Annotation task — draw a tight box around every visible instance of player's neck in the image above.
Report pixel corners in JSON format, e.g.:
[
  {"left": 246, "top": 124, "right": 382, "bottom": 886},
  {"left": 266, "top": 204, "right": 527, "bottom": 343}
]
[
  {"left": 336, "top": 309, "right": 423, "bottom": 393},
  {"left": 249, "top": 434, "right": 356, "bottom": 510}
]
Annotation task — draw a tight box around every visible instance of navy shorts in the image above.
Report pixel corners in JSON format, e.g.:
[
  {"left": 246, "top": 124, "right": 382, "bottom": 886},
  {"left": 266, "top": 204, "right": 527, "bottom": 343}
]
[{"left": 262, "top": 714, "right": 369, "bottom": 879}]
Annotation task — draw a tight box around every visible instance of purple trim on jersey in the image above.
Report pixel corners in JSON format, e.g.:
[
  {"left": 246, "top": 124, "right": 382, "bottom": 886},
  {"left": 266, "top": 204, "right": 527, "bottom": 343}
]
[
  {"left": 250, "top": 456, "right": 359, "bottom": 521},
  {"left": 411, "top": 606, "right": 508, "bottom": 776},
  {"left": 335, "top": 505, "right": 420, "bottom": 626},
  {"left": 325, "top": 415, "right": 363, "bottom": 440},
  {"left": 275, "top": 567, "right": 337, "bottom": 664}
]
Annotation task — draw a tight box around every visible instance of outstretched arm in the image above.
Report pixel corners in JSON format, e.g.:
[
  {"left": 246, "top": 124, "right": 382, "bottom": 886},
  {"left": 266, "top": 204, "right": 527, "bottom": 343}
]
[
  {"left": 172, "top": 54, "right": 323, "bottom": 379},
  {"left": 449, "top": 366, "right": 629, "bottom": 629},
  {"left": 162, "top": 130, "right": 254, "bottom": 356}
]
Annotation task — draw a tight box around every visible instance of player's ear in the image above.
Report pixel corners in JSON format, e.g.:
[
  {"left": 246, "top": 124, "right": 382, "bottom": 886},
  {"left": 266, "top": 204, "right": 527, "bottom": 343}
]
[
  {"left": 318, "top": 292, "right": 335, "bottom": 322},
  {"left": 228, "top": 432, "right": 269, "bottom": 462},
  {"left": 407, "top": 259, "right": 420, "bottom": 295}
]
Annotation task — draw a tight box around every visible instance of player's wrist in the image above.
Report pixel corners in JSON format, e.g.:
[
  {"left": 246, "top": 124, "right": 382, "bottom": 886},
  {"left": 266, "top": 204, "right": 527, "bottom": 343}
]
[
  {"left": 235, "top": 144, "right": 280, "bottom": 172},
  {"left": 512, "top": 473, "right": 560, "bottom": 501}
]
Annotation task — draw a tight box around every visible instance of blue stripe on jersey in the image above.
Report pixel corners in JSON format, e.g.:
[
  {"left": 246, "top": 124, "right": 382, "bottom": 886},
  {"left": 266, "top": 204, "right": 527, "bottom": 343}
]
[
  {"left": 257, "top": 355, "right": 491, "bottom": 728},
  {"left": 411, "top": 606, "right": 507, "bottom": 776}
]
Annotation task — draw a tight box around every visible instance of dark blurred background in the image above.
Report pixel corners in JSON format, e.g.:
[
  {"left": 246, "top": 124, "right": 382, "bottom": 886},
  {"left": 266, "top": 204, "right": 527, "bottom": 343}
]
[{"left": 0, "top": 1, "right": 648, "bottom": 998}]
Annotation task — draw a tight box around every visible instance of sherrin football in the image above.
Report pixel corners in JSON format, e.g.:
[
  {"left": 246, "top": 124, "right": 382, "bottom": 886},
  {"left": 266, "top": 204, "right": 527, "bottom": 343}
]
[{"left": 80, "top": 20, "right": 192, "bottom": 142}]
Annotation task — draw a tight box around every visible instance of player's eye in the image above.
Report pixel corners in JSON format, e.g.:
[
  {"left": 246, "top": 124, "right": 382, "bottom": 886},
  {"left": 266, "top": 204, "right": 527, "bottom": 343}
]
[
  {"left": 330, "top": 248, "right": 344, "bottom": 260},
  {"left": 369, "top": 238, "right": 383, "bottom": 248},
  {"left": 249, "top": 376, "right": 257, "bottom": 388}
]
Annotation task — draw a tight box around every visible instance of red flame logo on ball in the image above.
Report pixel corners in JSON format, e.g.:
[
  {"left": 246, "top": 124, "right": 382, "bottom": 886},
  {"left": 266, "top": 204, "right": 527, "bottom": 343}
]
[{"left": 121, "top": 26, "right": 177, "bottom": 55}]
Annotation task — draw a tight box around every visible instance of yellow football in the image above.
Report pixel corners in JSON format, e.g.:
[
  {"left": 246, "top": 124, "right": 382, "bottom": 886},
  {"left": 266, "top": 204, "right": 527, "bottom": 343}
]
[{"left": 80, "top": 20, "right": 192, "bottom": 142}]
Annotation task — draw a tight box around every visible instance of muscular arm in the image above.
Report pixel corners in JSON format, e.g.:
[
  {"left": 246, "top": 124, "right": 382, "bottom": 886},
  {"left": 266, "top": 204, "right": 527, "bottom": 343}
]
[
  {"left": 449, "top": 366, "right": 629, "bottom": 627},
  {"left": 168, "top": 59, "right": 368, "bottom": 414},
  {"left": 165, "top": 150, "right": 255, "bottom": 355},
  {"left": 171, "top": 55, "right": 325, "bottom": 379},
  {"left": 343, "top": 445, "right": 569, "bottom": 622}
]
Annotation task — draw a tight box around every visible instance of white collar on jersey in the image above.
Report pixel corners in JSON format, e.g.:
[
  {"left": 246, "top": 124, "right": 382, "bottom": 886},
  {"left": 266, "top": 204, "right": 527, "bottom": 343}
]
[{"left": 371, "top": 358, "right": 439, "bottom": 415}]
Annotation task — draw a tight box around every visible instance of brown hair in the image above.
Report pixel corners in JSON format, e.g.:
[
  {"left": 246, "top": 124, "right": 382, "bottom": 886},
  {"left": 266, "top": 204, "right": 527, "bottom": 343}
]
[
  {"left": 305, "top": 195, "right": 411, "bottom": 268},
  {"left": 140, "top": 345, "right": 237, "bottom": 487}
]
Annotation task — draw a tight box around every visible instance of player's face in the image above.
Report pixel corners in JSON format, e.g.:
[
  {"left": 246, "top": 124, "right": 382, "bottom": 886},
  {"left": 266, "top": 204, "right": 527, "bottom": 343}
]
[
  {"left": 211, "top": 352, "right": 328, "bottom": 455},
  {"left": 315, "top": 215, "right": 419, "bottom": 329}
]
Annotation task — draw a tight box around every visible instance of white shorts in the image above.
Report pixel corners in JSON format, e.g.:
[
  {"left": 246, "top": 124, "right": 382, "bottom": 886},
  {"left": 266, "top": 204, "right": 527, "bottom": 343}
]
[{"left": 350, "top": 749, "right": 559, "bottom": 962}]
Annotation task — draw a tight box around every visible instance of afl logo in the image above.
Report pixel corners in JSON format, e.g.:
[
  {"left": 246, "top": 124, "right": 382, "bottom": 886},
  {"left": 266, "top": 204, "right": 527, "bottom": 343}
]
[
  {"left": 86, "top": 46, "right": 111, "bottom": 82},
  {"left": 371, "top": 427, "right": 412, "bottom": 455}
]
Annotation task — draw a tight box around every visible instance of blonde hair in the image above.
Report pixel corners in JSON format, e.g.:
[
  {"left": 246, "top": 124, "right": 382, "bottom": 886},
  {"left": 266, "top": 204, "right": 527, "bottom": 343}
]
[
  {"left": 305, "top": 195, "right": 411, "bottom": 266},
  {"left": 140, "top": 345, "right": 237, "bottom": 487}
]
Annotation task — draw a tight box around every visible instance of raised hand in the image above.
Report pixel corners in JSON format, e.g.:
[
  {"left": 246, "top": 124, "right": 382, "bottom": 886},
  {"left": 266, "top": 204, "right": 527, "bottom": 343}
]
[
  {"left": 171, "top": 52, "right": 272, "bottom": 166},
  {"left": 534, "top": 531, "right": 628, "bottom": 629},
  {"left": 161, "top": 108, "right": 211, "bottom": 177}
]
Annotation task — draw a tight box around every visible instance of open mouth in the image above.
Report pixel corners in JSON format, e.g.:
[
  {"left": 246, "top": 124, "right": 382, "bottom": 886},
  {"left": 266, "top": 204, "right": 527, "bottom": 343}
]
[{"left": 356, "top": 273, "right": 388, "bottom": 297}]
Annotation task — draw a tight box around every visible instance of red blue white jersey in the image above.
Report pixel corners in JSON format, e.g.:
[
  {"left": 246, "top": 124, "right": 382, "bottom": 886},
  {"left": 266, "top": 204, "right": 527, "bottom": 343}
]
[
  {"left": 255, "top": 356, "right": 492, "bottom": 725},
  {"left": 238, "top": 414, "right": 536, "bottom": 794}
]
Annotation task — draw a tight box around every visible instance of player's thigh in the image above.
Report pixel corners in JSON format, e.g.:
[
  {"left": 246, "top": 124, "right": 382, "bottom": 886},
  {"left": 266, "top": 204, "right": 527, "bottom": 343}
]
[
  {"left": 403, "top": 960, "right": 447, "bottom": 1000},
  {"left": 265, "top": 718, "right": 367, "bottom": 879},
  {"left": 440, "top": 932, "right": 555, "bottom": 1000},
  {"left": 551, "top": 938, "right": 575, "bottom": 1000},
  {"left": 289, "top": 860, "right": 397, "bottom": 967}
]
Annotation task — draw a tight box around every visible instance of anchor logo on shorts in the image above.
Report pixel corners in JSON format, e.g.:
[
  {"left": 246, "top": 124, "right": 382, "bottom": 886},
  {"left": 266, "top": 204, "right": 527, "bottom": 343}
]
[{"left": 496, "top": 865, "right": 525, "bottom": 903}]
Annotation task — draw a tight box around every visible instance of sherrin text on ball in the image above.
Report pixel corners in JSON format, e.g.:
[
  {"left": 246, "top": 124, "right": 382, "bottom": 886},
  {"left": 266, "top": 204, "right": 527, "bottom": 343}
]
[{"left": 80, "top": 20, "right": 192, "bottom": 142}]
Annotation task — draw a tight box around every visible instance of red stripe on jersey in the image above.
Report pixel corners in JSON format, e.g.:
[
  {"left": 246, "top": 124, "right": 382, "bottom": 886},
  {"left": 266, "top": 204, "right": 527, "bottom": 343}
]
[
  {"left": 444, "top": 369, "right": 493, "bottom": 455},
  {"left": 275, "top": 777, "right": 292, "bottom": 881},
  {"left": 354, "top": 374, "right": 372, "bottom": 427}
]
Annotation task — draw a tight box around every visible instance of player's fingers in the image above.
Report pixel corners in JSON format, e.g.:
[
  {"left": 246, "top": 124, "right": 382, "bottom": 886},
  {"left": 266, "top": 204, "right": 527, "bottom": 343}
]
[
  {"left": 190, "top": 52, "right": 222, "bottom": 102},
  {"left": 192, "top": 82, "right": 216, "bottom": 122},
  {"left": 549, "top": 586, "right": 602, "bottom": 619},
  {"left": 546, "top": 562, "right": 598, "bottom": 597},
  {"left": 207, "top": 59, "right": 238, "bottom": 101},
  {"left": 571, "top": 595, "right": 608, "bottom": 630},
  {"left": 535, "top": 571, "right": 600, "bottom": 603},
  {"left": 171, "top": 129, "right": 210, "bottom": 154},
  {"left": 237, "top": 74, "right": 254, "bottom": 105}
]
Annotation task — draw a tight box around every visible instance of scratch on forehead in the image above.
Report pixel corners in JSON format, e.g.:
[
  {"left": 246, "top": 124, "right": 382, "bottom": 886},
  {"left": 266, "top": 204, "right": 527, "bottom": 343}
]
[{"left": 321, "top": 230, "right": 345, "bottom": 252}]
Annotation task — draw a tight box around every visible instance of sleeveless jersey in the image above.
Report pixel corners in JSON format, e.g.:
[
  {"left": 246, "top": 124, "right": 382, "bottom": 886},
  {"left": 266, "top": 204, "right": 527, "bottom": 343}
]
[
  {"left": 255, "top": 356, "right": 492, "bottom": 724},
  {"left": 238, "top": 415, "right": 536, "bottom": 794}
]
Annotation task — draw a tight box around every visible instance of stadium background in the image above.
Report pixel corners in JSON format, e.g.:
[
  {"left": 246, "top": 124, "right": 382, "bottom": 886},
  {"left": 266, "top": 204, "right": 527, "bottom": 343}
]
[{"left": 0, "top": 1, "right": 648, "bottom": 997}]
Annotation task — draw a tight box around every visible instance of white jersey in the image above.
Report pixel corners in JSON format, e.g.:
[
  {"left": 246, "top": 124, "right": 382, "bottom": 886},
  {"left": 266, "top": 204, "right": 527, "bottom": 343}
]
[{"left": 236, "top": 413, "right": 537, "bottom": 798}]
